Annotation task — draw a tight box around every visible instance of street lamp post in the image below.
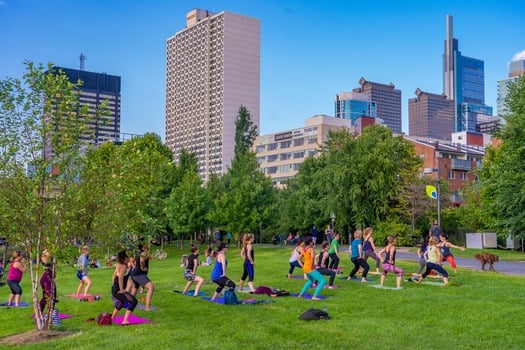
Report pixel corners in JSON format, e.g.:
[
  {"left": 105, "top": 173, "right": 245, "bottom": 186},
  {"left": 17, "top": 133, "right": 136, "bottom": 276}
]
[{"left": 424, "top": 156, "right": 441, "bottom": 227}]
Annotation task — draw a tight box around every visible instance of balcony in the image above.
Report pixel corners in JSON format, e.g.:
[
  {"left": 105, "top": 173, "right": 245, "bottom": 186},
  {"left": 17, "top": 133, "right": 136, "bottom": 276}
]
[{"left": 450, "top": 158, "right": 472, "bottom": 171}]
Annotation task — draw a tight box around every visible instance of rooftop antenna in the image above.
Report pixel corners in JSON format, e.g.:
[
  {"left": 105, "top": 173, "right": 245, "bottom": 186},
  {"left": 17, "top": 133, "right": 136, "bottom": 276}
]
[{"left": 79, "top": 52, "right": 86, "bottom": 71}]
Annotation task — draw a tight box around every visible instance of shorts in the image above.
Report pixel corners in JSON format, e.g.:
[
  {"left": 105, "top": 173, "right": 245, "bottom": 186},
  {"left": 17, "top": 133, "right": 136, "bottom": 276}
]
[
  {"left": 184, "top": 269, "right": 195, "bottom": 281},
  {"left": 76, "top": 270, "right": 87, "bottom": 281},
  {"left": 7, "top": 279, "right": 22, "bottom": 295},
  {"left": 131, "top": 274, "right": 151, "bottom": 288}
]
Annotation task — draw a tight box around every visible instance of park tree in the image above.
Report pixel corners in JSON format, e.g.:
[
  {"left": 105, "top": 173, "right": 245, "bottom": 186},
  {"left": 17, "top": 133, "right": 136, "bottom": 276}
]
[
  {"left": 0, "top": 62, "right": 97, "bottom": 330},
  {"left": 478, "top": 76, "right": 525, "bottom": 242},
  {"left": 209, "top": 106, "right": 276, "bottom": 243},
  {"left": 318, "top": 125, "right": 421, "bottom": 232}
]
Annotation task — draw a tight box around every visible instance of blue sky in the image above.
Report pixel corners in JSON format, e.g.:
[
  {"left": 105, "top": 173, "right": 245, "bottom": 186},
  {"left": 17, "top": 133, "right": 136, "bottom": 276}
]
[{"left": 1, "top": 0, "right": 524, "bottom": 139}]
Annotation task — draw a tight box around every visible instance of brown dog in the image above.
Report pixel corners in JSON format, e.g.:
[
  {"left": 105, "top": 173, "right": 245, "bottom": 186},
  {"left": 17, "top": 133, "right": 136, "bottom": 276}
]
[{"left": 474, "top": 252, "right": 499, "bottom": 271}]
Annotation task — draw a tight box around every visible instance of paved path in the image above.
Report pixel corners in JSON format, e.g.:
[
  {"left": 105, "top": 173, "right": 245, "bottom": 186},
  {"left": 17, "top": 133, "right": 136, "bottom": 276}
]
[{"left": 395, "top": 250, "right": 525, "bottom": 276}]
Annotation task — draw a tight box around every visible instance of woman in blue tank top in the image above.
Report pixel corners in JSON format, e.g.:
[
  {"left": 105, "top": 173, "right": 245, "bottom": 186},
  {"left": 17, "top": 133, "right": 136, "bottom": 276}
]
[{"left": 211, "top": 243, "right": 236, "bottom": 301}]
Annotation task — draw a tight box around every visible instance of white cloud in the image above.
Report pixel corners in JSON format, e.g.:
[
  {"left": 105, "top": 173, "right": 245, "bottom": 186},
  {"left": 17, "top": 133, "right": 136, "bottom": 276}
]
[{"left": 512, "top": 50, "right": 525, "bottom": 62}]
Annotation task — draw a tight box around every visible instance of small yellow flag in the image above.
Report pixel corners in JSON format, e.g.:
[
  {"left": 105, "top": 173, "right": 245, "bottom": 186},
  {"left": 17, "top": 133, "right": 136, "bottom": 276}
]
[{"left": 426, "top": 185, "right": 437, "bottom": 199}]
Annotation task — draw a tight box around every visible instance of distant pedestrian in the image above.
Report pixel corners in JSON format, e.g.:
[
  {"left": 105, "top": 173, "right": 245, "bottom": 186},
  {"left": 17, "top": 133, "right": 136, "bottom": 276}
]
[
  {"left": 311, "top": 225, "right": 318, "bottom": 246},
  {"left": 428, "top": 220, "right": 442, "bottom": 239}
]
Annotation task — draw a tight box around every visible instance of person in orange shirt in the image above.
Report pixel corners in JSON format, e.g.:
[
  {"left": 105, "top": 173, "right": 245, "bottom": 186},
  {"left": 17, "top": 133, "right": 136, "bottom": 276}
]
[{"left": 298, "top": 236, "right": 325, "bottom": 300}]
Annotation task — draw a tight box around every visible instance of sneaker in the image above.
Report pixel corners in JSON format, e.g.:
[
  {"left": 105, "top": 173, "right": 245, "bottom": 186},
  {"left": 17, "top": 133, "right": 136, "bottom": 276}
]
[{"left": 326, "top": 285, "right": 336, "bottom": 289}]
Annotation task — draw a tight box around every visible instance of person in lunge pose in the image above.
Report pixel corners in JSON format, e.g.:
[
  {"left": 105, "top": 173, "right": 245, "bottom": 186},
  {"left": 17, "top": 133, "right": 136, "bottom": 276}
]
[
  {"left": 182, "top": 246, "right": 205, "bottom": 297},
  {"left": 298, "top": 236, "right": 325, "bottom": 300},
  {"left": 328, "top": 232, "right": 341, "bottom": 271},
  {"left": 211, "top": 243, "right": 236, "bottom": 301},
  {"left": 316, "top": 241, "right": 336, "bottom": 288},
  {"left": 438, "top": 233, "right": 465, "bottom": 273},
  {"left": 363, "top": 227, "right": 381, "bottom": 274},
  {"left": 128, "top": 245, "right": 155, "bottom": 310},
  {"left": 287, "top": 239, "right": 304, "bottom": 278},
  {"left": 6, "top": 250, "right": 26, "bottom": 307},
  {"left": 75, "top": 246, "right": 92, "bottom": 297},
  {"left": 418, "top": 237, "right": 449, "bottom": 286},
  {"left": 111, "top": 250, "right": 138, "bottom": 325},
  {"left": 377, "top": 235, "right": 403, "bottom": 289},
  {"left": 347, "top": 229, "right": 370, "bottom": 282}
]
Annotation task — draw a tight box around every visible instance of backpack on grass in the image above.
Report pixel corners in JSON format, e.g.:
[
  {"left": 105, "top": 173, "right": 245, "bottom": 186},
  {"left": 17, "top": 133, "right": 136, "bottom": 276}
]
[
  {"left": 97, "top": 312, "right": 112, "bottom": 325},
  {"left": 298, "top": 308, "right": 330, "bottom": 321},
  {"left": 224, "top": 289, "right": 240, "bottom": 305}
]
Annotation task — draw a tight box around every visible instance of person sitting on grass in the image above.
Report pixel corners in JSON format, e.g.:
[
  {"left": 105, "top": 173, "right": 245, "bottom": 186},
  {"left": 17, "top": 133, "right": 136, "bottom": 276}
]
[
  {"left": 210, "top": 243, "right": 236, "bottom": 302},
  {"left": 418, "top": 236, "right": 449, "bottom": 286},
  {"left": 182, "top": 246, "right": 205, "bottom": 297},
  {"left": 377, "top": 235, "right": 403, "bottom": 289},
  {"left": 111, "top": 250, "right": 138, "bottom": 325}
]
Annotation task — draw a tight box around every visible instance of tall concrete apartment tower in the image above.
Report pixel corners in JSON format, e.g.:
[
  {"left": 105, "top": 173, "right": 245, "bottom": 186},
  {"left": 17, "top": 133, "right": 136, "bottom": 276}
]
[
  {"left": 443, "top": 14, "right": 492, "bottom": 133},
  {"left": 352, "top": 77, "right": 402, "bottom": 134},
  {"left": 497, "top": 51, "right": 525, "bottom": 117},
  {"left": 54, "top": 66, "right": 121, "bottom": 145},
  {"left": 166, "top": 9, "right": 260, "bottom": 180}
]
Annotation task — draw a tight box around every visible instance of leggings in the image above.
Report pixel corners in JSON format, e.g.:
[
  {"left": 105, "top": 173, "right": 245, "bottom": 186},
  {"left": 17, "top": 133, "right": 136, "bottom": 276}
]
[
  {"left": 113, "top": 291, "right": 138, "bottom": 312},
  {"left": 349, "top": 257, "right": 369, "bottom": 279},
  {"left": 7, "top": 280, "right": 22, "bottom": 295},
  {"left": 382, "top": 263, "right": 403, "bottom": 277},
  {"left": 300, "top": 270, "right": 326, "bottom": 297},
  {"left": 442, "top": 255, "right": 457, "bottom": 269},
  {"left": 317, "top": 267, "right": 336, "bottom": 286},
  {"left": 421, "top": 262, "right": 449, "bottom": 279},
  {"left": 39, "top": 269, "right": 57, "bottom": 311},
  {"left": 364, "top": 249, "right": 381, "bottom": 269},
  {"left": 328, "top": 253, "right": 339, "bottom": 270},
  {"left": 288, "top": 261, "right": 301, "bottom": 275},
  {"left": 212, "top": 276, "right": 236, "bottom": 294},
  {"left": 241, "top": 261, "right": 255, "bottom": 282}
]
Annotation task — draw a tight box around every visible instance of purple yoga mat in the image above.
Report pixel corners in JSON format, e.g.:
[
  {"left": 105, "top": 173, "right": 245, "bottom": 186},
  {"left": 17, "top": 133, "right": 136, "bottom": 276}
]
[
  {"left": 112, "top": 313, "right": 152, "bottom": 325},
  {"left": 290, "top": 293, "right": 327, "bottom": 300}
]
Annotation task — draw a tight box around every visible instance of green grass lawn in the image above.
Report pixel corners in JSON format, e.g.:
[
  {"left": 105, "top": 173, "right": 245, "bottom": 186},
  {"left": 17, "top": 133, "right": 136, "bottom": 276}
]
[{"left": 1, "top": 244, "right": 525, "bottom": 349}]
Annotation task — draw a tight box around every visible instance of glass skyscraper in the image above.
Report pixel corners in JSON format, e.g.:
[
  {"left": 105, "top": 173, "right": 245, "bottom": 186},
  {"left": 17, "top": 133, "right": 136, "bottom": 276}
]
[
  {"left": 334, "top": 92, "right": 376, "bottom": 125},
  {"left": 443, "top": 14, "right": 491, "bottom": 133}
]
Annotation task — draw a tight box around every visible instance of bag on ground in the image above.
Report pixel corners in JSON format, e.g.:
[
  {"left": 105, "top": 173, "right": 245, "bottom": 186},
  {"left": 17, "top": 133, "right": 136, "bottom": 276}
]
[
  {"left": 224, "top": 289, "right": 240, "bottom": 305},
  {"left": 298, "top": 308, "right": 331, "bottom": 321},
  {"left": 97, "top": 312, "right": 112, "bottom": 325}
]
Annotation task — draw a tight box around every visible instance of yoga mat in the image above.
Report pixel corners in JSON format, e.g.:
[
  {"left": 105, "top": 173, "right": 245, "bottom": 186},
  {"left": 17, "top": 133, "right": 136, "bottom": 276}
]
[
  {"left": 112, "top": 314, "right": 152, "bottom": 325},
  {"left": 201, "top": 297, "right": 267, "bottom": 305},
  {"left": 420, "top": 281, "right": 446, "bottom": 286},
  {"left": 0, "top": 301, "right": 30, "bottom": 307},
  {"left": 288, "top": 275, "right": 306, "bottom": 280},
  {"left": 290, "top": 293, "right": 327, "bottom": 300},
  {"left": 236, "top": 287, "right": 255, "bottom": 293},
  {"left": 32, "top": 313, "right": 72, "bottom": 319},
  {"left": 323, "top": 285, "right": 340, "bottom": 289},
  {"left": 136, "top": 304, "right": 158, "bottom": 311},
  {"left": 339, "top": 277, "right": 374, "bottom": 282},
  {"left": 369, "top": 284, "right": 403, "bottom": 290},
  {"left": 173, "top": 290, "right": 207, "bottom": 297},
  {"left": 66, "top": 293, "right": 103, "bottom": 300}
]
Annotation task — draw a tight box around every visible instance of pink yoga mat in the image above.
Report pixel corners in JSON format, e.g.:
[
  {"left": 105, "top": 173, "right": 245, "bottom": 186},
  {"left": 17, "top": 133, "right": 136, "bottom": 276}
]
[{"left": 112, "top": 313, "right": 152, "bottom": 325}]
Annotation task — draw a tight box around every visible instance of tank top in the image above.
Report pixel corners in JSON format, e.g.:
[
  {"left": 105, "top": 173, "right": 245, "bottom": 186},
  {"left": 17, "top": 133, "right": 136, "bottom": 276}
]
[
  {"left": 383, "top": 246, "right": 396, "bottom": 264},
  {"left": 440, "top": 243, "right": 452, "bottom": 258},
  {"left": 427, "top": 246, "right": 439, "bottom": 263},
  {"left": 244, "top": 246, "right": 254, "bottom": 262},
  {"left": 111, "top": 266, "right": 130, "bottom": 294},
  {"left": 211, "top": 254, "right": 227, "bottom": 280},
  {"left": 317, "top": 251, "right": 328, "bottom": 268},
  {"left": 302, "top": 247, "right": 314, "bottom": 274},
  {"left": 363, "top": 237, "right": 372, "bottom": 251},
  {"left": 187, "top": 253, "right": 197, "bottom": 272},
  {"left": 7, "top": 260, "right": 23, "bottom": 282},
  {"left": 289, "top": 248, "right": 301, "bottom": 263}
]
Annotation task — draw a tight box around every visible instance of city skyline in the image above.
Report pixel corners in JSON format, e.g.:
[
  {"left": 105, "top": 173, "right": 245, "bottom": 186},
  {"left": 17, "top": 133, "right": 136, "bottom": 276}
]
[{"left": 1, "top": 1, "right": 524, "bottom": 140}]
